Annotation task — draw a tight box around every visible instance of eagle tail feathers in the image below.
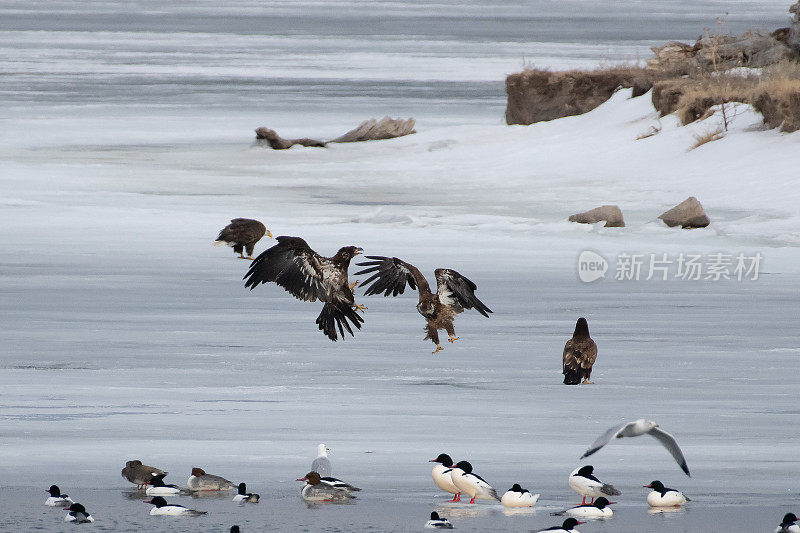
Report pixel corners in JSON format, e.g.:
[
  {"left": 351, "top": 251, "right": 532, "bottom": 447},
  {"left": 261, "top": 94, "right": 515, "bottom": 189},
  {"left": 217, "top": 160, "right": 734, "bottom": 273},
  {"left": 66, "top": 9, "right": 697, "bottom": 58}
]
[
  {"left": 316, "top": 302, "right": 364, "bottom": 341},
  {"left": 563, "top": 370, "right": 581, "bottom": 385}
]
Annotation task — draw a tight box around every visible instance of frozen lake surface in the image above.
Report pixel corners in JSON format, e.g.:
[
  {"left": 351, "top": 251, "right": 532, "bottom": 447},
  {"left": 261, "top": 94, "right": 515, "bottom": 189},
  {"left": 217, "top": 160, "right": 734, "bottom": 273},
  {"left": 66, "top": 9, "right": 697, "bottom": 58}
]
[{"left": 1, "top": 1, "right": 799, "bottom": 531}]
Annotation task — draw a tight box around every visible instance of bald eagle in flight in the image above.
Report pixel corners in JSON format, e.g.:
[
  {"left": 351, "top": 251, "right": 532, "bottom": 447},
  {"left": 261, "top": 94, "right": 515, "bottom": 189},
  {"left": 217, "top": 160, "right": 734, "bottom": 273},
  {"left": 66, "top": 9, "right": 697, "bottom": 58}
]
[
  {"left": 214, "top": 218, "right": 272, "bottom": 260},
  {"left": 355, "top": 256, "right": 491, "bottom": 353},
  {"left": 563, "top": 317, "right": 597, "bottom": 385},
  {"left": 243, "top": 237, "right": 365, "bottom": 341}
]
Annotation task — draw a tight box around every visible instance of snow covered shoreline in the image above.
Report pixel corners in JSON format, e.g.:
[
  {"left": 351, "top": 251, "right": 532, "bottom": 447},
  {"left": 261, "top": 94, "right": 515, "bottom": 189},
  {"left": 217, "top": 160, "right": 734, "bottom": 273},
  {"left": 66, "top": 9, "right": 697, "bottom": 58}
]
[{"left": 2, "top": 78, "right": 800, "bottom": 532}]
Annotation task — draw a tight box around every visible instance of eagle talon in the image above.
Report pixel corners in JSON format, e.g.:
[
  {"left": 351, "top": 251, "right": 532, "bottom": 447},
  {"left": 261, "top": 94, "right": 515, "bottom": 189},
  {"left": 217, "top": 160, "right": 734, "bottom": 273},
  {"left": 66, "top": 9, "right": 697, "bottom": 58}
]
[
  {"left": 582, "top": 379, "right": 595, "bottom": 384},
  {"left": 354, "top": 304, "right": 367, "bottom": 313},
  {"left": 349, "top": 281, "right": 358, "bottom": 291},
  {"left": 432, "top": 344, "right": 443, "bottom": 354},
  {"left": 448, "top": 335, "right": 459, "bottom": 343}
]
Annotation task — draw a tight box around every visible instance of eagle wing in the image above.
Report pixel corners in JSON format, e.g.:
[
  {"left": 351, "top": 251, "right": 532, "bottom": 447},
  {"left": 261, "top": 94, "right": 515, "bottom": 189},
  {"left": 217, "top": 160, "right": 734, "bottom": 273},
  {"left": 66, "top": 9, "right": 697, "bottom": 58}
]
[
  {"left": 562, "top": 339, "right": 580, "bottom": 373},
  {"left": 563, "top": 338, "right": 596, "bottom": 370},
  {"left": 434, "top": 268, "right": 492, "bottom": 316},
  {"left": 355, "top": 256, "right": 430, "bottom": 296},
  {"left": 217, "top": 218, "right": 265, "bottom": 244},
  {"left": 243, "top": 236, "right": 327, "bottom": 302},
  {"left": 244, "top": 236, "right": 363, "bottom": 341}
]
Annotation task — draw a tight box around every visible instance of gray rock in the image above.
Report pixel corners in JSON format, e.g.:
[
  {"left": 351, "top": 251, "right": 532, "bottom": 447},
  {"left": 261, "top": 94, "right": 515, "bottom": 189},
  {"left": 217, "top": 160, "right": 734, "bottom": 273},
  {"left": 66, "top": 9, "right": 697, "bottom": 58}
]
[
  {"left": 790, "top": 2, "right": 800, "bottom": 55},
  {"left": 647, "top": 32, "right": 793, "bottom": 74},
  {"left": 658, "top": 197, "right": 710, "bottom": 228},
  {"left": 569, "top": 205, "right": 625, "bottom": 227}
]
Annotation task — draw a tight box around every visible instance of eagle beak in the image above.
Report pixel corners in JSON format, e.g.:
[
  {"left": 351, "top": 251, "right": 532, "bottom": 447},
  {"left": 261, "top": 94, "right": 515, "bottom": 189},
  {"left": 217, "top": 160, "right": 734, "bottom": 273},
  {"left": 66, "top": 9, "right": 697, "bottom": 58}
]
[
  {"left": 267, "top": 230, "right": 274, "bottom": 239},
  {"left": 355, "top": 248, "right": 363, "bottom": 255}
]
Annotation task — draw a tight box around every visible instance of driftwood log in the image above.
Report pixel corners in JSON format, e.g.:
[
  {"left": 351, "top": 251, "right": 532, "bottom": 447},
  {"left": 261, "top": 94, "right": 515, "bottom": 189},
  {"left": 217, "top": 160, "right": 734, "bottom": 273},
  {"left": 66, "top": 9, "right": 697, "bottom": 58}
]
[{"left": 255, "top": 117, "right": 416, "bottom": 150}]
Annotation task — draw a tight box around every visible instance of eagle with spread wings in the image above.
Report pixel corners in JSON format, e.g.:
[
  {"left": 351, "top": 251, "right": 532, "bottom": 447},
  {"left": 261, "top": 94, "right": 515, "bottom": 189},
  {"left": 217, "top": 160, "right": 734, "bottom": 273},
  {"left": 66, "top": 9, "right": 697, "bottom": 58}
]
[
  {"left": 243, "top": 236, "right": 365, "bottom": 341},
  {"left": 355, "top": 256, "right": 491, "bottom": 353}
]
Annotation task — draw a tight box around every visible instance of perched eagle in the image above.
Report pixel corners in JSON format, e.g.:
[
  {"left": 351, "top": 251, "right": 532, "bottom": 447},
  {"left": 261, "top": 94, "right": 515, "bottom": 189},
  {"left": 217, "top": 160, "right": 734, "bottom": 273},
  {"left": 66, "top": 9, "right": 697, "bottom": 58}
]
[
  {"left": 243, "top": 236, "right": 365, "bottom": 341},
  {"left": 355, "top": 256, "right": 491, "bottom": 353},
  {"left": 214, "top": 218, "right": 272, "bottom": 260},
  {"left": 563, "top": 317, "right": 597, "bottom": 385}
]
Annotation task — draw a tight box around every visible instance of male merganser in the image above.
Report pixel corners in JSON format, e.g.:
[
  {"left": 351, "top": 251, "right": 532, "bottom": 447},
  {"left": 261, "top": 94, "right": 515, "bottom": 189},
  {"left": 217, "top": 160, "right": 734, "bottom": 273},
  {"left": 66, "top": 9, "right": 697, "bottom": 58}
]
[
  {"left": 312, "top": 472, "right": 360, "bottom": 492},
  {"left": 121, "top": 460, "right": 167, "bottom": 489},
  {"left": 232, "top": 482, "right": 260, "bottom": 503},
  {"left": 538, "top": 518, "right": 584, "bottom": 532},
  {"left": 449, "top": 461, "right": 500, "bottom": 504},
  {"left": 580, "top": 419, "right": 690, "bottom": 476},
  {"left": 297, "top": 471, "right": 356, "bottom": 502},
  {"left": 145, "top": 473, "right": 186, "bottom": 496},
  {"left": 776, "top": 513, "right": 800, "bottom": 533},
  {"left": 424, "top": 511, "right": 454, "bottom": 529},
  {"left": 187, "top": 467, "right": 235, "bottom": 491},
  {"left": 568, "top": 465, "right": 620, "bottom": 504},
  {"left": 501, "top": 484, "right": 540, "bottom": 507},
  {"left": 644, "top": 480, "right": 689, "bottom": 507},
  {"left": 45, "top": 485, "right": 73, "bottom": 507},
  {"left": 555, "top": 496, "right": 614, "bottom": 518},
  {"left": 429, "top": 453, "right": 461, "bottom": 502},
  {"left": 64, "top": 503, "right": 94, "bottom": 523},
  {"left": 312, "top": 444, "right": 332, "bottom": 476},
  {"left": 146, "top": 496, "right": 207, "bottom": 516}
]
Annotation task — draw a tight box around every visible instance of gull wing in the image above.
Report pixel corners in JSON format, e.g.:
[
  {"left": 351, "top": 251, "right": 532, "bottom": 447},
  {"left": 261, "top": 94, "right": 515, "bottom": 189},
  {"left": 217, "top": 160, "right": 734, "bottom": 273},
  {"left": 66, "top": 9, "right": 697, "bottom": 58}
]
[
  {"left": 580, "top": 421, "right": 632, "bottom": 458},
  {"left": 648, "top": 427, "right": 691, "bottom": 477}
]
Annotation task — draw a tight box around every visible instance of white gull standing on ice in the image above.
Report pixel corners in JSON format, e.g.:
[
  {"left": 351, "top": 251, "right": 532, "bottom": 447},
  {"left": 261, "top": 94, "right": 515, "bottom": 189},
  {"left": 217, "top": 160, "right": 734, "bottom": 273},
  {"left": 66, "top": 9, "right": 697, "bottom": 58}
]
[{"left": 312, "top": 444, "right": 332, "bottom": 476}]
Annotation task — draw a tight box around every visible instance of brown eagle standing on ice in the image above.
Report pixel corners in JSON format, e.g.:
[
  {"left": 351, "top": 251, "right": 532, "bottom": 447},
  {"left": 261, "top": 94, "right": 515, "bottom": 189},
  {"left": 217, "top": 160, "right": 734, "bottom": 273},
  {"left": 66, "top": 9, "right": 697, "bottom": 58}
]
[
  {"left": 563, "top": 317, "right": 597, "bottom": 385},
  {"left": 355, "top": 256, "right": 492, "bottom": 353},
  {"left": 243, "top": 236, "right": 365, "bottom": 341},
  {"left": 214, "top": 218, "right": 272, "bottom": 259}
]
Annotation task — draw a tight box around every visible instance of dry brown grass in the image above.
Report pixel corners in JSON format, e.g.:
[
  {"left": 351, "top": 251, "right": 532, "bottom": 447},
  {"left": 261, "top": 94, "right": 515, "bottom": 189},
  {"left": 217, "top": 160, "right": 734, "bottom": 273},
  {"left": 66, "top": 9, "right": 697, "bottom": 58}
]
[
  {"left": 505, "top": 64, "right": 674, "bottom": 125},
  {"left": 690, "top": 127, "right": 725, "bottom": 150},
  {"left": 506, "top": 56, "right": 800, "bottom": 132},
  {"left": 751, "top": 61, "right": 800, "bottom": 132},
  {"left": 636, "top": 124, "right": 662, "bottom": 140},
  {"left": 650, "top": 60, "right": 800, "bottom": 132}
]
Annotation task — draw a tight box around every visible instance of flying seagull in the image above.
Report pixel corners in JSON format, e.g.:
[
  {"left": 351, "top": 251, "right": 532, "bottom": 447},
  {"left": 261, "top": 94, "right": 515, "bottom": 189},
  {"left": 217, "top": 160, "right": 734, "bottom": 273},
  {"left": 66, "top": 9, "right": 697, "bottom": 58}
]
[
  {"left": 355, "top": 256, "right": 491, "bottom": 353},
  {"left": 243, "top": 236, "right": 365, "bottom": 341},
  {"left": 581, "top": 419, "right": 690, "bottom": 476}
]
